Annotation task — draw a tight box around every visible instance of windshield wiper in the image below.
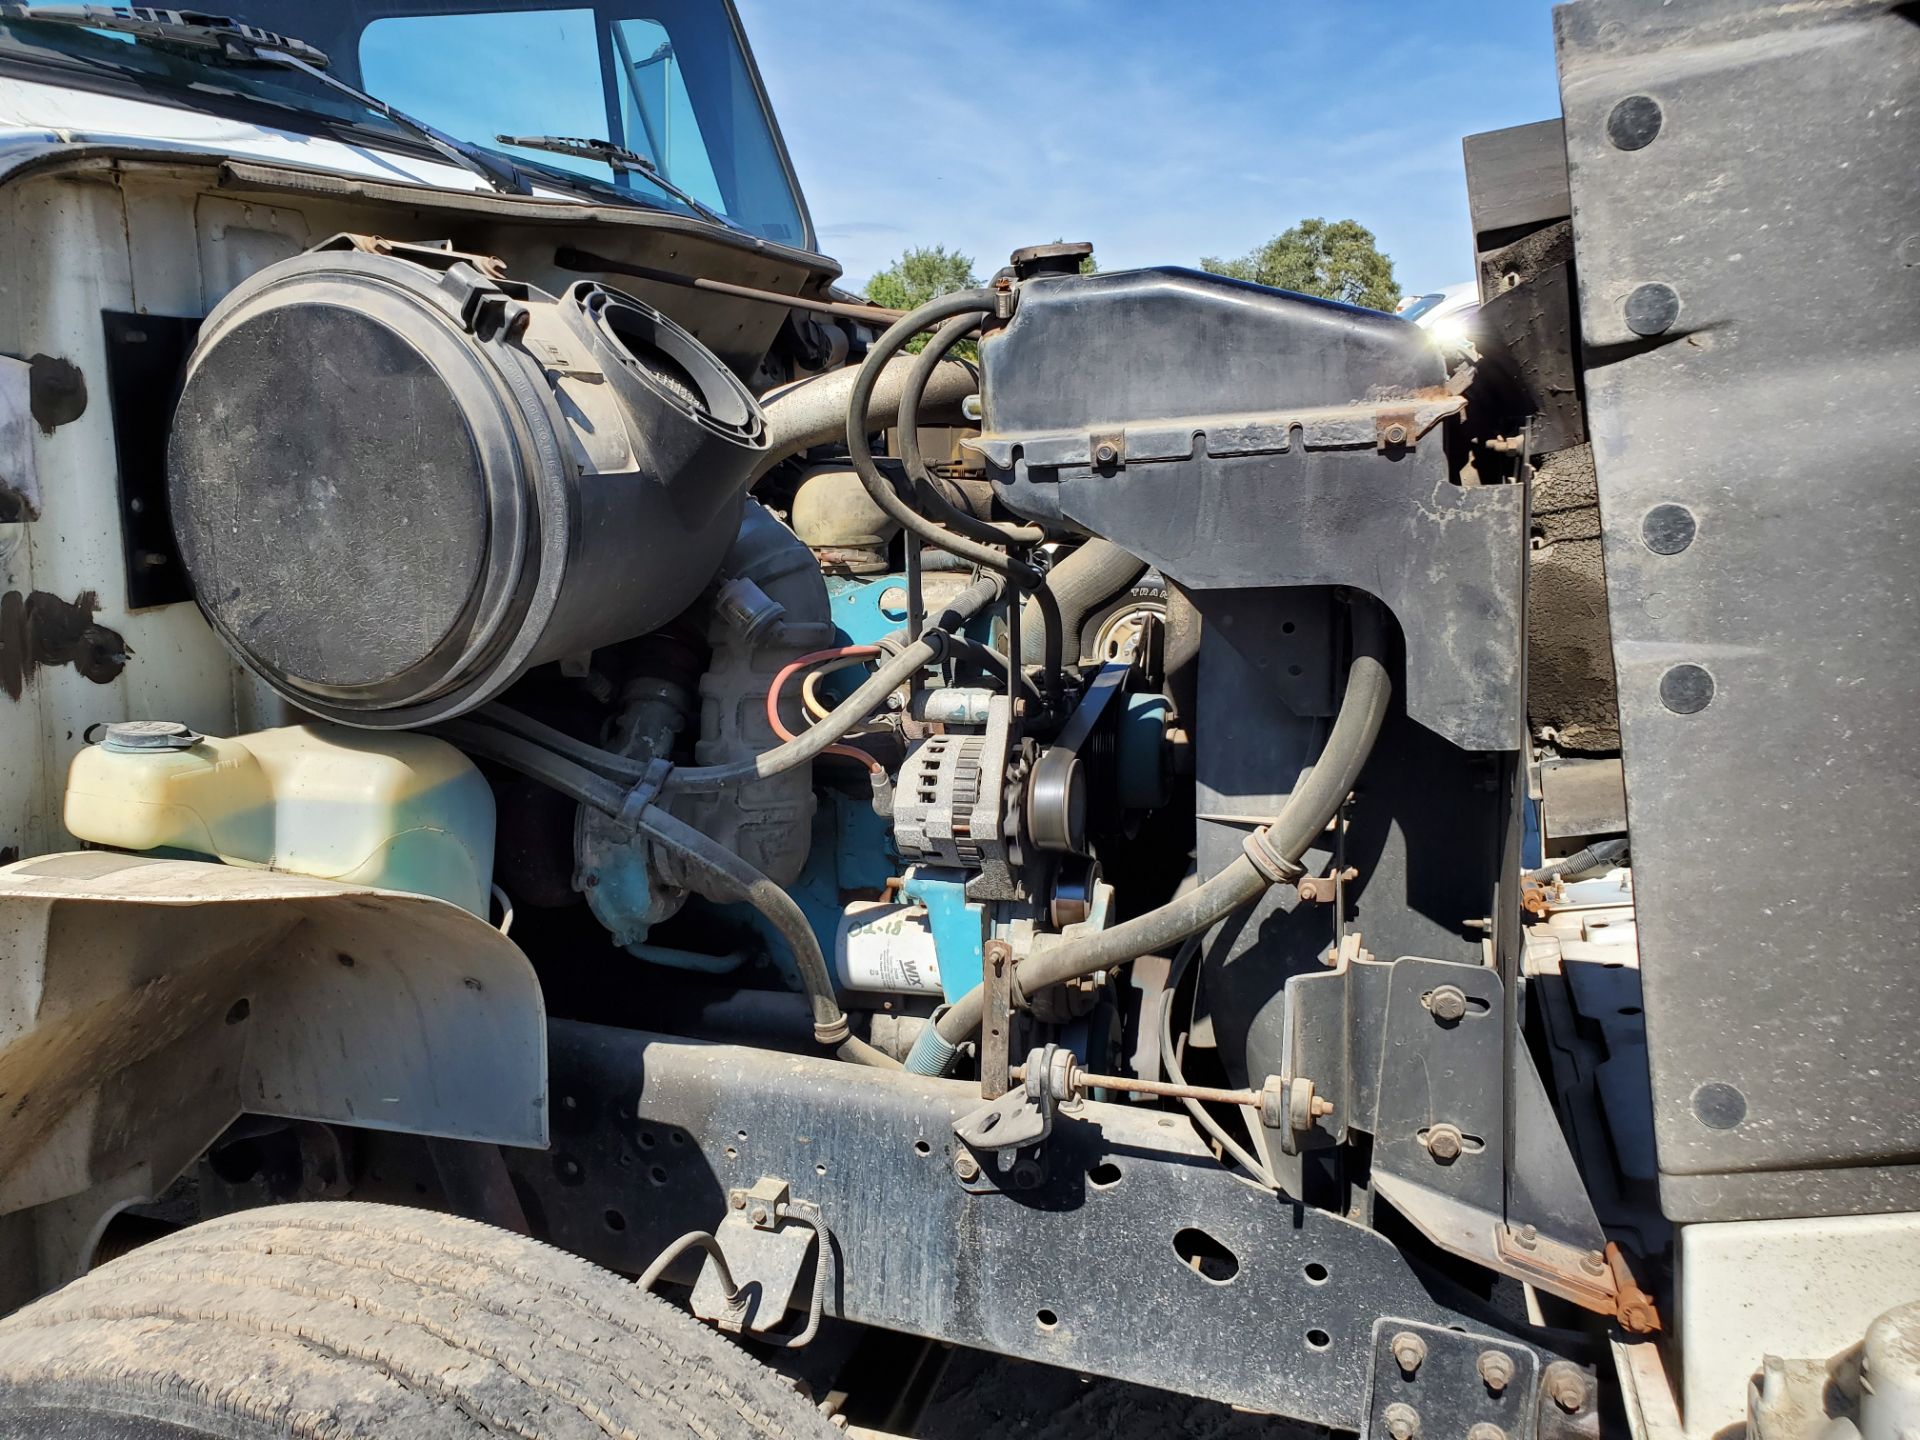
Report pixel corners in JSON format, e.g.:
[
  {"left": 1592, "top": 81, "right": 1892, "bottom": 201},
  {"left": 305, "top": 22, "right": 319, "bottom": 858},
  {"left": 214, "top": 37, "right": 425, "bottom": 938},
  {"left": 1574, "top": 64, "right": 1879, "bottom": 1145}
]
[
  {"left": 0, "top": 4, "right": 326, "bottom": 65},
  {"left": 497, "top": 133, "right": 736, "bottom": 230},
  {"left": 1, "top": 5, "right": 530, "bottom": 195}
]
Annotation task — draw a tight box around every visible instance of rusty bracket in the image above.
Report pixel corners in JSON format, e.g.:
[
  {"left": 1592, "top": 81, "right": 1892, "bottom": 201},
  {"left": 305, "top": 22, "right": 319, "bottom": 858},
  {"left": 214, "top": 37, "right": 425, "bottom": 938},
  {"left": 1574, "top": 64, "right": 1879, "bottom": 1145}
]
[
  {"left": 1296, "top": 865, "right": 1360, "bottom": 905},
  {"left": 1495, "top": 1224, "right": 1663, "bottom": 1334},
  {"left": 323, "top": 231, "right": 508, "bottom": 280},
  {"left": 979, "top": 938, "right": 1014, "bottom": 1100}
]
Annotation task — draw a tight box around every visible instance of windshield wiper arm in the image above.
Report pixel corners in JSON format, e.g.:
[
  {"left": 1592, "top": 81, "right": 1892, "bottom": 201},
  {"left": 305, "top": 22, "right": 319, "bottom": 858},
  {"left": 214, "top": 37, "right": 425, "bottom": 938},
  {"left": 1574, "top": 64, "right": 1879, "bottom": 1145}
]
[
  {"left": 497, "top": 133, "right": 735, "bottom": 229},
  {"left": 2, "top": 5, "right": 530, "bottom": 195},
  {"left": 0, "top": 4, "right": 327, "bottom": 65}
]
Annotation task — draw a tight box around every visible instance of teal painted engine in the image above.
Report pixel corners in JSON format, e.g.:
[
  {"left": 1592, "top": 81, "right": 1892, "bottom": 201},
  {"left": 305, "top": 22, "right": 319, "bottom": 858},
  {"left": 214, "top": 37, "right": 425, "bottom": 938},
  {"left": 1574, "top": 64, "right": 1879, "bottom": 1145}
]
[{"left": 558, "top": 459, "right": 1174, "bottom": 1072}]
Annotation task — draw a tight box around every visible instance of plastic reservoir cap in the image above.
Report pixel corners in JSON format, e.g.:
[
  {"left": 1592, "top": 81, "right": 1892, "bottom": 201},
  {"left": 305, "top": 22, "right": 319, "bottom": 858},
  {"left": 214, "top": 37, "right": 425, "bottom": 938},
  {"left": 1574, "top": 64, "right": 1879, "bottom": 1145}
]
[{"left": 100, "top": 720, "right": 203, "bottom": 753}]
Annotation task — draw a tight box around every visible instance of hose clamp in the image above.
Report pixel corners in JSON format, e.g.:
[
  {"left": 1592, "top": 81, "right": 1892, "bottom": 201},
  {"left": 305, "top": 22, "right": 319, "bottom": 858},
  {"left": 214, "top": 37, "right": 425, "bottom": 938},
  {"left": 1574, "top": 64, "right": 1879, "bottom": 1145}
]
[
  {"left": 617, "top": 757, "right": 675, "bottom": 829},
  {"left": 1243, "top": 827, "right": 1306, "bottom": 887},
  {"left": 812, "top": 1016, "right": 852, "bottom": 1046}
]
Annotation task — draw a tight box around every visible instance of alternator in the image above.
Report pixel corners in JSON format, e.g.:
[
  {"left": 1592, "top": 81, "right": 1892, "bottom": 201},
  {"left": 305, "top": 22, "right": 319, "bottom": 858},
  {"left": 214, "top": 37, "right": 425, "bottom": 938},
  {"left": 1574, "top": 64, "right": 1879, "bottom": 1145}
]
[{"left": 892, "top": 695, "right": 1014, "bottom": 870}]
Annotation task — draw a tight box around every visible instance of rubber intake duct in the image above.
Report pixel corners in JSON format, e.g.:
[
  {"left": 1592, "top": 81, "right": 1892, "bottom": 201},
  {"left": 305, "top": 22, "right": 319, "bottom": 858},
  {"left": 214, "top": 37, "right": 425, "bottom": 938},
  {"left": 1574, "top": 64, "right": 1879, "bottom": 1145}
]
[{"left": 167, "top": 238, "right": 767, "bottom": 728}]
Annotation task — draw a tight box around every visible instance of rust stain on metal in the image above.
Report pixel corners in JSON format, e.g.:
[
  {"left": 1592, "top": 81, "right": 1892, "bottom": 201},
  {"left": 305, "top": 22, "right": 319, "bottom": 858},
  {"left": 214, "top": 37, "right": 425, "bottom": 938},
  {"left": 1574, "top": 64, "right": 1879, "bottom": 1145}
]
[
  {"left": 27, "top": 354, "right": 86, "bottom": 434},
  {"left": 0, "top": 590, "right": 132, "bottom": 700}
]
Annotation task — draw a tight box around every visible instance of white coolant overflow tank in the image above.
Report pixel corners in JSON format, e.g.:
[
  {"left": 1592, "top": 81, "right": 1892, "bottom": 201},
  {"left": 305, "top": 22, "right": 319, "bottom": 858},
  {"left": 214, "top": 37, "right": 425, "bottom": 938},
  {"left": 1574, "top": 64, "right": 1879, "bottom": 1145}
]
[{"left": 64, "top": 721, "right": 496, "bottom": 915}]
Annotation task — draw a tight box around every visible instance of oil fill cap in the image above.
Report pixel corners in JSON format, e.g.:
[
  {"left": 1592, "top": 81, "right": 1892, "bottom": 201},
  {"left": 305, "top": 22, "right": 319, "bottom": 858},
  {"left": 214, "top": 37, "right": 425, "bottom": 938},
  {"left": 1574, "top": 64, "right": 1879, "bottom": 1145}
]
[{"left": 101, "top": 720, "right": 202, "bottom": 752}]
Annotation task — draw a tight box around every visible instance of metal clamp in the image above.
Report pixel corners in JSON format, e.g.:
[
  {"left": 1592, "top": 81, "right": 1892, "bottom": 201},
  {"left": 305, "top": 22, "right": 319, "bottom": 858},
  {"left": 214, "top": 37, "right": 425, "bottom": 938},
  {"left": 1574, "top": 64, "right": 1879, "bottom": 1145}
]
[{"left": 616, "top": 757, "right": 674, "bottom": 829}]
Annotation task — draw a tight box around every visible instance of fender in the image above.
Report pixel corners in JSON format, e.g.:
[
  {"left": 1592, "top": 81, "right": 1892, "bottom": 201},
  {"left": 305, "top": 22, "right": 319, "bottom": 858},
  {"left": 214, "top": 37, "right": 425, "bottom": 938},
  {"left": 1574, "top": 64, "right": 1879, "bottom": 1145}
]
[{"left": 0, "top": 852, "right": 546, "bottom": 1278}]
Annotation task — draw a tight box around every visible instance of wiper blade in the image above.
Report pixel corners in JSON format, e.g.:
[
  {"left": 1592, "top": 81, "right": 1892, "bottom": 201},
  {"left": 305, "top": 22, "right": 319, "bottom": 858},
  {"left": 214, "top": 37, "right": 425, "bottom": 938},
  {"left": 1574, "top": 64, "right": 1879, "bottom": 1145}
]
[
  {"left": 3, "top": 5, "right": 530, "bottom": 195},
  {"left": 0, "top": 5, "right": 327, "bottom": 66},
  {"left": 497, "top": 132, "right": 736, "bottom": 230}
]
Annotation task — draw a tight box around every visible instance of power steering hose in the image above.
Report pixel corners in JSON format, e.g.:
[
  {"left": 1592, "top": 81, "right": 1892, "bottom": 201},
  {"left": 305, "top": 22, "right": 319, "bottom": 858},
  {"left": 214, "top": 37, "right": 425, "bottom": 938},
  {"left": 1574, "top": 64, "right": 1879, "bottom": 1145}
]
[
  {"left": 910, "top": 598, "right": 1391, "bottom": 1075},
  {"left": 436, "top": 718, "right": 900, "bottom": 1071},
  {"left": 846, "top": 289, "right": 1044, "bottom": 589}
]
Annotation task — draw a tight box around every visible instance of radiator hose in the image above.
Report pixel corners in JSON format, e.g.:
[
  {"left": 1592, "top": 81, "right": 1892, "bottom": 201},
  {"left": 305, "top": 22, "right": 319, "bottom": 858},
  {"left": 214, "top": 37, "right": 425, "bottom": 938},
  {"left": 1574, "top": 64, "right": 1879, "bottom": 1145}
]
[
  {"left": 1020, "top": 539, "right": 1148, "bottom": 665},
  {"left": 844, "top": 289, "right": 1044, "bottom": 588},
  {"left": 912, "top": 598, "right": 1391, "bottom": 1075}
]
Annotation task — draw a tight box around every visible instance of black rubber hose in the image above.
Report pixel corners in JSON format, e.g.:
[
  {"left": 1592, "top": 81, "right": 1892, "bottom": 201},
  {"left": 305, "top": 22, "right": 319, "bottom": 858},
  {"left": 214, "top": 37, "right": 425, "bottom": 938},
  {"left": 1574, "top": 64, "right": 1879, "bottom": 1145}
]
[
  {"left": 661, "top": 573, "right": 1002, "bottom": 796},
  {"left": 846, "top": 290, "right": 1043, "bottom": 588},
  {"left": 897, "top": 313, "right": 1043, "bottom": 548},
  {"left": 435, "top": 719, "right": 899, "bottom": 1069},
  {"left": 1524, "top": 837, "right": 1628, "bottom": 885},
  {"left": 1020, "top": 539, "right": 1148, "bottom": 665},
  {"left": 475, "top": 702, "right": 655, "bottom": 782},
  {"left": 933, "top": 599, "right": 1391, "bottom": 1053}
]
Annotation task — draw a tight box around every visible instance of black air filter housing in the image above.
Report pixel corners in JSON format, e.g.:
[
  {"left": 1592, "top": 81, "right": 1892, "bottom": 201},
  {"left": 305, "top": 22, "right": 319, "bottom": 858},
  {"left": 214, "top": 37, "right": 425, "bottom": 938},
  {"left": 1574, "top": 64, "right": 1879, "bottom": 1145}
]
[{"left": 168, "top": 243, "right": 765, "bottom": 727}]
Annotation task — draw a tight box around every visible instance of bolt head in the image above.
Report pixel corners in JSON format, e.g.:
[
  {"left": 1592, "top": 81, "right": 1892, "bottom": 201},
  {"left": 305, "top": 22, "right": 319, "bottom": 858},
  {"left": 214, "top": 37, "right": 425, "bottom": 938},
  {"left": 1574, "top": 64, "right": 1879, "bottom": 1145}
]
[
  {"left": 1426, "top": 1124, "right": 1465, "bottom": 1163},
  {"left": 1476, "top": 1349, "right": 1515, "bottom": 1391},
  {"left": 1384, "top": 423, "right": 1409, "bottom": 446},
  {"left": 1545, "top": 1362, "right": 1589, "bottom": 1413},
  {"left": 750, "top": 1206, "right": 770, "bottom": 1226},
  {"left": 1383, "top": 1402, "right": 1422, "bottom": 1440},
  {"left": 730, "top": 1192, "right": 747, "bottom": 1210},
  {"left": 1390, "top": 1331, "right": 1428, "bottom": 1374},
  {"left": 1468, "top": 1426, "right": 1507, "bottom": 1440},
  {"left": 1429, "top": 985, "right": 1468, "bottom": 1023},
  {"left": 953, "top": 1151, "right": 980, "bottom": 1181},
  {"left": 1093, "top": 442, "right": 1118, "bottom": 466}
]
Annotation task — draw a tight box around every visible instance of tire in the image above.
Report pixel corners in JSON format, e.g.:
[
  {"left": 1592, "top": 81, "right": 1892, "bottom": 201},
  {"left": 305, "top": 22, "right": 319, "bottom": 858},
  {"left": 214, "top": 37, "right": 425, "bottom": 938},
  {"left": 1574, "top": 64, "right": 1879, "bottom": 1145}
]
[{"left": 0, "top": 1201, "right": 837, "bottom": 1439}]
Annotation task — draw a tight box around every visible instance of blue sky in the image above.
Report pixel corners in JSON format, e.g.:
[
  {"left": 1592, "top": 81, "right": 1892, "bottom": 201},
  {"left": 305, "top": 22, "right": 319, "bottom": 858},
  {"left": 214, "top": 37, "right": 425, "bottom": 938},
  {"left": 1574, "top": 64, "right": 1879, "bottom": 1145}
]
[{"left": 733, "top": 0, "right": 1567, "bottom": 297}]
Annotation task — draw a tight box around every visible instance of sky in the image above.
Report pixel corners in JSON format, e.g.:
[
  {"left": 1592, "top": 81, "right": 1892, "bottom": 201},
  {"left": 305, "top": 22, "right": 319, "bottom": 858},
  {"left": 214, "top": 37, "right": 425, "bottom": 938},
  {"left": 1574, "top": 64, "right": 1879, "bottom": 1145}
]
[{"left": 732, "top": 0, "right": 1568, "bottom": 298}]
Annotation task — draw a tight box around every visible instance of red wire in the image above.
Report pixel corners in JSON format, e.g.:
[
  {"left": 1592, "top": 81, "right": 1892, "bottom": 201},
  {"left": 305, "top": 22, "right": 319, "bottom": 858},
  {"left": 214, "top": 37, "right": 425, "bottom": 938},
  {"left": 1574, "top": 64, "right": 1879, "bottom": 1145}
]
[{"left": 766, "top": 646, "right": 885, "bottom": 773}]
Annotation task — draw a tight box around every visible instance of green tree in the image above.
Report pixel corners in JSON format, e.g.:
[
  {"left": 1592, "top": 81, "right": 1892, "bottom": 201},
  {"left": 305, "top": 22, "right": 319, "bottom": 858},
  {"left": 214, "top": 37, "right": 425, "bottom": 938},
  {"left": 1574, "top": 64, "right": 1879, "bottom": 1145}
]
[
  {"left": 1201, "top": 218, "right": 1399, "bottom": 311},
  {"left": 864, "top": 245, "right": 978, "bottom": 351}
]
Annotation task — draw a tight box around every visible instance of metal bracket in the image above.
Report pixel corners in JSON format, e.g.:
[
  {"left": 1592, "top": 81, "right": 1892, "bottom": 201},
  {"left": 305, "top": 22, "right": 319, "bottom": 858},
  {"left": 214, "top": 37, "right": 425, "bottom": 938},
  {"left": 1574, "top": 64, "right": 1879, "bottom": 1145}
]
[
  {"left": 954, "top": 1044, "right": 1073, "bottom": 1161},
  {"left": 690, "top": 1176, "right": 823, "bottom": 1338},
  {"left": 1362, "top": 1319, "right": 1542, "bottom": 1440},
  {"left": 979, "top": 937, "right": 1014, "bottom": 1099}
]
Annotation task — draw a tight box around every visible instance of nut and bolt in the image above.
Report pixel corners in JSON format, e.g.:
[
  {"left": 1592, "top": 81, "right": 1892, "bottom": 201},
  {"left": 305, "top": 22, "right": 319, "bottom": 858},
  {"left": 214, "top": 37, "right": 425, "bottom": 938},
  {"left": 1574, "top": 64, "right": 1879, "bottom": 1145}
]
[
  {"left": 1468, "top": 1425, "right": 1507, "bottom": 1440},
  {"left": 1390, "top": 1331, "right": 1428, "bottom": 1375},
  {"left": 729, "top": 1191, "right": 747, "bottom": 1210},
  {"left": 1428, "top": 985, "right": 1468, "bottom": 1023},
  {"left": 953, "top": 1151, "right": 981, "bottom": 1182},
  {"left": 1383, "top": 423, "right": 1410, "bottom": 446},
  {"left": 750, "top": 1205, "right": 770, "bottom": 1226},
  {"left": 1476, "top": 1349, "right": 1515, "bottom": 1392},
  {"left": 1426, "top": 1123, "right": 1465, "bottom": 1163},
  {"left": 1093, "top": 442, "right": 1120, "bottom": 468},
  {"left": 1382, "top": 1402, "right": 1422, "bottom": 1440},
  {"left": 1580, "top": 1249, "right": 1609, "bottom": 1276},
  {"left": 1544, "top": 1361, "right": 1589, "bottom": 1413},
  {"left": 1262, "top": 1075, "right": 1337, "bottom": 1131},
  {"left": 1514, "top": 1224, "right": 1539, "bottom": 1250}
]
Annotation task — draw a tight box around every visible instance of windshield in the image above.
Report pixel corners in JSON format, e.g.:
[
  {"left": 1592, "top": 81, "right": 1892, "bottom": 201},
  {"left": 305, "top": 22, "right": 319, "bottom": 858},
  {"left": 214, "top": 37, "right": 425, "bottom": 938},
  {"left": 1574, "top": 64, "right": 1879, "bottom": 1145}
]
[
  {"left": 0, "top": 15, "right": 415, "bottom": 139},
  {"left": 355, "top": 5, "right": 808, "bottom": 245},
  {"left": 1398, "top": 293, "right": 1446, "bottom": 323},
  {"left": 0, "top": 1, "right": 813, "bottom": 249}
]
